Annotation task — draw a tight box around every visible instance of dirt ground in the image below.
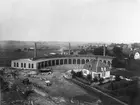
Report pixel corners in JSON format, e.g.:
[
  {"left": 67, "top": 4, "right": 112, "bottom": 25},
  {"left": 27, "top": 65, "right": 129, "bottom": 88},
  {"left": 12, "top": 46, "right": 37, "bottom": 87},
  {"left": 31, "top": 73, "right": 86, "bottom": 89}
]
[{"left": 17, "top": 69, "right": 99, "bottom": 105}]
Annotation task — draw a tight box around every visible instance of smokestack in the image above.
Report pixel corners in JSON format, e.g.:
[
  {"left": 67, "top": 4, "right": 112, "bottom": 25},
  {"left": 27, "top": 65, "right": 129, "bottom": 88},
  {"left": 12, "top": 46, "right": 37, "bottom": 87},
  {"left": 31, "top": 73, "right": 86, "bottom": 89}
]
[
  {"left": 34, "top": 42, "right": 37, "bottom": 58},
  {"left": 103, "top": 44, "right": 106, "bottom": 56},
  {"left": 69, "top": 43, "right": 71, "bottom": 55}
]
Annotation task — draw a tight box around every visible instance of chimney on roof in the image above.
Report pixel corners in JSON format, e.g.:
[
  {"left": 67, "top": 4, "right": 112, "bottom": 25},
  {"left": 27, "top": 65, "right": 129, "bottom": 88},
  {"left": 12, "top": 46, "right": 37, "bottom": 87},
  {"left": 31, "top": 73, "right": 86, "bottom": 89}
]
[{"left": 34, "top": 42, "right": 37, "bottom": 58}]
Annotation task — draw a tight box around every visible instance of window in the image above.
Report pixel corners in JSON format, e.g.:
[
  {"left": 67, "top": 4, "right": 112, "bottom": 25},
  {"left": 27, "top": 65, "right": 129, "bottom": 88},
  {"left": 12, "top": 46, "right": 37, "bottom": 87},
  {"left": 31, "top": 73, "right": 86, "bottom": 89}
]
[
  {"left": 21, "top": 63, "right": 23, "bottom": 67},
  {"left": 101, "top": 67, "right": 103, "bottom": 71},
  {"left": 28, "top": 64, "right": 30, "bottom": 68},
  {"left": 104, "top": 67, "right": 106, "bottom": 71},
  {"left": 14, "top": 62, "right": 16, "bottom": 67},
  {"left": 32, "top": 64, "right": 34, "bottom": 68},
  {"left": 24, "top": 63, "right": 26, "bottom": 68},
  {"left": 17, "top": 63, "right": 19, "bottom": 67}
]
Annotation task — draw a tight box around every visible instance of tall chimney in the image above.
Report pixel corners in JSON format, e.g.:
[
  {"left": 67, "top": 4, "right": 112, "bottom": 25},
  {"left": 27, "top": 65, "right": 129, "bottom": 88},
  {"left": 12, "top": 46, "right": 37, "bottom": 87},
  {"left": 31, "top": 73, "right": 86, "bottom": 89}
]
[
  {"left": 69, "top": 43, "right": 71, "bottom": 55},
  {"left": 103, "top": 44, "right": 106, "bottom": 56},
  {"left": 34, "top": 42, "right": 37, "bottom": 58}
]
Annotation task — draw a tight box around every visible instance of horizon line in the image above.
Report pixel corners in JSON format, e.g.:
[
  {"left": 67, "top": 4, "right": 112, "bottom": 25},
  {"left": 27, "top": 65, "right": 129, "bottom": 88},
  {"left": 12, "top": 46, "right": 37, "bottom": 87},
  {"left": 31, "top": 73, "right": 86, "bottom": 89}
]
[{"left": 0, "top": 40, "right": 138, "bottom": 44}]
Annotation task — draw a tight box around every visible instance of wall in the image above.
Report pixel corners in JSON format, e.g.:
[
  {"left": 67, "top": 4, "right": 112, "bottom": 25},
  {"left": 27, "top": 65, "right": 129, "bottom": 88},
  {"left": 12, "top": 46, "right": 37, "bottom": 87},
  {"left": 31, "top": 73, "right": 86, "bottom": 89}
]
[{"left": 11, "top": 60, "right": 36, "bottom": 70}]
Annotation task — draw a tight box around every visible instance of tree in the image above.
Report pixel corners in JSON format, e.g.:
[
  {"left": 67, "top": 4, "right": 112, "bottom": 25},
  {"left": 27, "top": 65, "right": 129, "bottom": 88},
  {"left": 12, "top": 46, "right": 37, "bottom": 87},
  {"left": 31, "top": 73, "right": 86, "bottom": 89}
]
[
  {"left": 99, "top": 78, "right": 104, "bottom": 84},
  {"left": 71, "top": 70, "right": 76, "bottom": 78},
  {"left": 87, "top": 74, "right": 92, "bottom": 81},
  {"left": 78, "top": 49, "right": 87, "bottom": 55},
  {"left": 115, "top": 75, "right": 121, "bottom": 81},
  {"left": 112, "top": 57, "right": 126, "bottom": 68},
  {"left": 113, "top": 46, "right": 123, "bottom": 58},
  {"left": 93, "top": 46, "right": 104, "bottom": 55},
  {"left": 76, "top": 71, "right": 83, "bottom": 77},
  {"left": 93, "top": 77, "right": 98, "bottom": 82}
]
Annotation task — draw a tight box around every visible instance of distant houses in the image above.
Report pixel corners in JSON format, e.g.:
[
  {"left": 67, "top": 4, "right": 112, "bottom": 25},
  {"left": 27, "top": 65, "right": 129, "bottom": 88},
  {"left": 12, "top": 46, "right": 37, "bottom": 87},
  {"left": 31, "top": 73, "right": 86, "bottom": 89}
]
[{"left": 134, "top": 51, "right": 140, "bottom": 60}]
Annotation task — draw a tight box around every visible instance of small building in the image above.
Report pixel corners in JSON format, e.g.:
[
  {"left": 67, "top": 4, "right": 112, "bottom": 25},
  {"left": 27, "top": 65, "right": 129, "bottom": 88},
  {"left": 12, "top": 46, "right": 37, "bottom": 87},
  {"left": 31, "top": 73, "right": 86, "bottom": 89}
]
[
  {"left": 83, "top": 60, "right": 110, "bottom": 79},
  {"left": 11, "top": 58, "right": 37, "bottom": 70},
  {"left": 134, "top": 52, "right": 140, "bottom": 60}
]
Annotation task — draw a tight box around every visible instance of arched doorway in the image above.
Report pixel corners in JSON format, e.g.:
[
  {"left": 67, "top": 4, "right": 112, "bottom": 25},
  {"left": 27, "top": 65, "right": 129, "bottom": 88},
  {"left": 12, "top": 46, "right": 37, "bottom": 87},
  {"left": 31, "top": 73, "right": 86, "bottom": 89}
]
[
  {"left": 64, "top": 59, "right": 67, "bottom": 64},
  {"left": 56, "top": 59, "right": 59, "bottom": 65},
  {"left": 41, "top": 62, "right": 44, "bottom": 68},
  {"left": 60, "top": 59, "right": 63, "bottom": 65},
  {"left": 73, "top": 59, "right": 76, "bottom": 64},
  {"left": 82, "top": 59, "right": 85, "bottom": 64},
  {"left": 45, "top": 61, "right": 48, "bottom": 67},
  {"left": 69, "top": 59, "right": 71, "bottom": 64},
  {"left": 86, "top": 59, "right": 89, "bottom": 63},
  {"left": 52, "top": 60, "right": 55, "bottom": 66},
  {"left": 77, "top": 59, "right": 80, "bottom": 64},
  {"left": 48, "top": 60, "right": 51, "bottom": 66}
]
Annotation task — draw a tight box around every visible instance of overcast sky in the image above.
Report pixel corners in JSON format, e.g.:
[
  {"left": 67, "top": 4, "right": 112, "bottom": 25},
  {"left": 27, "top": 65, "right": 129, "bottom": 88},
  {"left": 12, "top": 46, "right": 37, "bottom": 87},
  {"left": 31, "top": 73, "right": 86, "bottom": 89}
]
[{"left": 0, "top": 0, "right": 140, "bottom": 43}]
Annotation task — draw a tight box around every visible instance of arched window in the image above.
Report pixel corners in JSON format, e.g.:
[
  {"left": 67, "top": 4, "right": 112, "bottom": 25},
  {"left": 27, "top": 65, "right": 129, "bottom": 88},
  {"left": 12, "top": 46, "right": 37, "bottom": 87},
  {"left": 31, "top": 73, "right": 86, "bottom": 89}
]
[
  {"left": 17, "top": 63, "right": 19, "bottom": 67},
  {"left": 24, "top": 63, "right": 26, "bottom": 68},
  {"left": 28, "top": 63, "right": 30, "bottom": 68},
  {"left": 21, "top": 63, "right": 23, "bottom": 67},
  {"left": 101, "top": 67, "right": 103, "bottom": 71},
  {"left": 32, "top": 64, "right": 34, "bottom": 68},
  {"left": 104, "top": 67, "right": 106, "bottom": 71},
  {"left": 14, "top": 62, "right": 16, "bottom": 67}
]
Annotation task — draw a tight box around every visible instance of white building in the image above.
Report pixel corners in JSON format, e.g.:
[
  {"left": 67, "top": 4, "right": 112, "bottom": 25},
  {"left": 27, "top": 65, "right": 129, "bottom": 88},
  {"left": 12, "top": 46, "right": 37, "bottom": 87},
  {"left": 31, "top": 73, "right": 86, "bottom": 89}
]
[
  {"left": 83, "top": 60, "right": 110, "bottom": 79},
  {"left": 11, "top": 58, "right": 37, "bottom": 70}
]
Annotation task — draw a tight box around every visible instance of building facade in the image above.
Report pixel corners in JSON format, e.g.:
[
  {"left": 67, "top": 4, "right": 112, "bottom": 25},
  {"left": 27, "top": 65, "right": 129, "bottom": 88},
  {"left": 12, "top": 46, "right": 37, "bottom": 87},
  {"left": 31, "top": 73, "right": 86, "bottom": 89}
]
[
  {"left": 83, "top": 60, "right": 110, "bottom": 79},
  {"left": 11, "top": 55, "right": 113, "bottom": 70}
]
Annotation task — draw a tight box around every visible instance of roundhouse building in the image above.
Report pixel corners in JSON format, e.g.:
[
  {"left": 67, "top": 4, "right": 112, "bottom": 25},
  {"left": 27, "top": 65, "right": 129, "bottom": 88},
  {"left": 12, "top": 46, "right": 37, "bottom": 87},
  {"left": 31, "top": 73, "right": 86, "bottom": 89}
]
[{"left": 11, "top": 55, "right": 113, "bottom": 70}]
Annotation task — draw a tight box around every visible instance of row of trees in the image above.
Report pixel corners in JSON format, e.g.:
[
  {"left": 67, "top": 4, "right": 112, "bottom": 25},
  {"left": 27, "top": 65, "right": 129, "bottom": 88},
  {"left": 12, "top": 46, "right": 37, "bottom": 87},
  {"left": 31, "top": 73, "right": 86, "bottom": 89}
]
[{"left": 79, "top": 45, "right": 135, "bottom": 68}]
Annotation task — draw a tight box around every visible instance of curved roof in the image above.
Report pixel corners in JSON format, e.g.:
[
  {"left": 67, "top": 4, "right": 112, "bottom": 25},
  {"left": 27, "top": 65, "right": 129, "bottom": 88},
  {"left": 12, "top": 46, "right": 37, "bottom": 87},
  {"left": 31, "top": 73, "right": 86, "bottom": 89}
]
[{"left": 32, "top": 55, "right": 114, "bottom": 61}]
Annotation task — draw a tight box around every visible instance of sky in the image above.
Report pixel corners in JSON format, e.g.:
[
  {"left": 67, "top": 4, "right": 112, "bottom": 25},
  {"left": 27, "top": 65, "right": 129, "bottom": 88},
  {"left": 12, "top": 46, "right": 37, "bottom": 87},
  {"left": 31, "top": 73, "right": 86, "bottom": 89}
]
[{"left": 0, "top": 0, "right": 140, "bottom": 43}]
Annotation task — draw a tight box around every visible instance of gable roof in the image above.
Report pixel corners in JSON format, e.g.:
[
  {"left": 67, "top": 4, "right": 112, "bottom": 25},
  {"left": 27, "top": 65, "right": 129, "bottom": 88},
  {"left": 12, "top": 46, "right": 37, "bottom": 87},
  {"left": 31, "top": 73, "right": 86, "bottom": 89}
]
[{"left": 83, "top": 60, "right": 109, "bottom": 72}]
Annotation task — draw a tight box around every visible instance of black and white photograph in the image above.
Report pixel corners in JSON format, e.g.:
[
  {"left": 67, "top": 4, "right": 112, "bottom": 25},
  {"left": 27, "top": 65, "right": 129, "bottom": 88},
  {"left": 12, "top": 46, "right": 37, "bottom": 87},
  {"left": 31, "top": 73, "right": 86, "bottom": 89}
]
[{"left": 0, "top": 0, "right": 140, "bottom": 105}]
